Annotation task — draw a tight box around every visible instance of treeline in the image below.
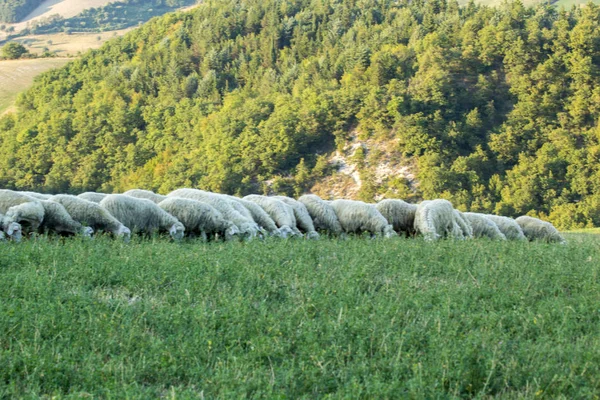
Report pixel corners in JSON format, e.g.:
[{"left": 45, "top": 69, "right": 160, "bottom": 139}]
[
  {"left": 1, "top": 0, "right": 600, "bottom": 229},
  {"left": 0, "top": 0, "right": 44, "bottom": 23},
  {"left": 22, "top": 0, "right": 197, "bottom": 35}
]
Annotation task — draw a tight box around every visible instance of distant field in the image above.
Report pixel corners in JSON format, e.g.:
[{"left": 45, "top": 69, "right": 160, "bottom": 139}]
[
  {"left": 0, "top": 58, "right": 71, "bottom": 115},
  {"left": 0, "top": 235, "right": 599, "bottom": 397},
  {"left": 3, "top": 0, "right": 115, "bottom": 33},
  {"left": 14, "top": 28, "right": 133, "bottom": 56}
]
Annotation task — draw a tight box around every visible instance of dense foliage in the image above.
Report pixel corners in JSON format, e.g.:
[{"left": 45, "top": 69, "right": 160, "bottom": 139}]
[
  {"left": 2, "top": 0, "right": 600, "bottom": 228},
  {"left": 21, "top": 0, "right": 198, "bottom": 35},
  {"left": 0, "top": 41, "right": 27, "bottom": 58},
  {"left": 1, "top": 234, "right": 599, "bottom": 397},
  {"left": 0, "top": 0, "right": 44, "bottom": 23}
]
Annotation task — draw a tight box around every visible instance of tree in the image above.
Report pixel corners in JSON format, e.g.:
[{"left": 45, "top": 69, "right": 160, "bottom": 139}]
[{"left": 1, "top": 42, "right": 28, "bottom": 59}]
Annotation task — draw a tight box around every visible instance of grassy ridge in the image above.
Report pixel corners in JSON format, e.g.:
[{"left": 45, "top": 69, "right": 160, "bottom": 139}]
[{"left": 1, "top": 235, "right": 599, "bottom": 397}]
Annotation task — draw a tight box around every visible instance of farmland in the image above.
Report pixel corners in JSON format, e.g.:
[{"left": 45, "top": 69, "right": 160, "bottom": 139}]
[
  {"left": 1, "top": 234, "right": 598, "bottom": 397},
  {"left": 0, "top": 57, "right": 70, "bottom": 114}
]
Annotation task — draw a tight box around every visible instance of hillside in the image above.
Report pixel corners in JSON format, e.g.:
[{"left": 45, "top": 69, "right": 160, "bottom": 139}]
[
  {"left": 0, "top": 0, "right": 44, "bottom": 23},
  {"left": 0, "top": 57, "right": 69, "bottom": 114},
  {"left": 1, "top": 0, "right": 600, "bottom": 230}
]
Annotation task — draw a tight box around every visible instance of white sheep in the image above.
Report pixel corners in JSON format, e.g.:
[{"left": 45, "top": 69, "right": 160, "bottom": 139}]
[
  {"left": 158, "top": 197, "right": 240, "bottom": 240},
  {"left": 0, "top": 190, "right": 91, "bottom": 237},
  {"left": 453, "top": 210, "right": 473, "bottom": 239},
  {"left": 463, "top": 213, "right": 506, "bottom": 240},
  {"left": 515, "top": 216, "right": 566, "bottom": 244},
  {"left": 375, "top": 199, "right": 417, "bottom": 236},
  {"left": 485, "top": 215, "right": 527, "bottom": 241},
  {"left": 413, "top": 199, "right": 459, "bottom": 241},
  {"left": 273, "top": 196, "right": 320, "bottom": 240},
  {"left": 167, "top": 189, "right": 259, "bottom": 239},
  {"left": 243, "top": 195, "right": 301, "bottom": 237},
  {"left": 298, "top": 194, "right": 343, "bottom": 236},
  {"left": 330, "top": 199, "right": 397, "bottom": 238},
  {"left": 77, "top": 192, "right": 109, "bottom": 203},
  {"left": 100, "top": 194, "right": 184, "bottom": 240},
  {"left": 225, "top": 195, "right": 287, "bottom": 237},
  {"left": 49, "top": 195, "right": 131, "bottom": 240},
  {"left": 19, "top": 191, "right": 52, "bottom": 200},
  {"left": 0, "top": 212, "right": 22, "bottom": 242},
  {"left": 123, "top": 189, "right": 167, "bottom": 204}
]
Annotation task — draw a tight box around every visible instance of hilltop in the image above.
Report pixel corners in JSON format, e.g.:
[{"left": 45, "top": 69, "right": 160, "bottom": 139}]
[{"left": 1, "top": 0, "right": 600, "bottom": 230}]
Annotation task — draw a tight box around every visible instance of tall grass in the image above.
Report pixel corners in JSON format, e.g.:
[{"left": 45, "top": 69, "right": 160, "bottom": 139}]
[{"left": 1, "top": 234, "right": 599, "bottom": 397}]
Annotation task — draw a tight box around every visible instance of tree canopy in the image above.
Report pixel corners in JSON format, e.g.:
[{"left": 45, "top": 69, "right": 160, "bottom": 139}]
[{"left": 2, "top": 0, "right": 600, "bottom": 229}]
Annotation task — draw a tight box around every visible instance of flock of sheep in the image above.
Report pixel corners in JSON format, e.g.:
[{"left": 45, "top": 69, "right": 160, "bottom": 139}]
[{"left": 0, "top": 188, "right": 566, "bottom": 244}]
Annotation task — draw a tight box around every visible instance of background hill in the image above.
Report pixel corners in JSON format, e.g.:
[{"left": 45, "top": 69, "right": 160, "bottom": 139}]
[{"left": 1, "top": 0, "right": 600, "bottom": 230}]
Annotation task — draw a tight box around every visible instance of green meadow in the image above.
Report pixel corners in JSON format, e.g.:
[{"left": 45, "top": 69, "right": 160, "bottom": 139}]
[{"left": 1, "top": 234, "right": 599, "bottom": 397}]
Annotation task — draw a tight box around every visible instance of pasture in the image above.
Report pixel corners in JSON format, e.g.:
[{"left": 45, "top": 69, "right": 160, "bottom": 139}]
[
  {"left": 13, "top": 29, "right": 133, "bottom": 56},
  {"left": 1, "top": 233, "right": 599, "bottom": 397},
  {"left": 0, "top": 58, "right": 70, "bottom": 115}
]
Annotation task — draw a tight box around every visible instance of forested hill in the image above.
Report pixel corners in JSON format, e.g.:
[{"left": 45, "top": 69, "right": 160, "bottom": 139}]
[
  {"left": 1, "top": 0, "right": 600, "bottom": 229},
  {"left": 0, "top": 0, "right": 44, "bottom": 22}
]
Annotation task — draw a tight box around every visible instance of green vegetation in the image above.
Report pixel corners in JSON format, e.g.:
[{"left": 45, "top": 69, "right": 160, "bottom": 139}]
[
  {"left": 0, "top": 41, "right": 27, "bottom": 58},
  {"left": 0, "top": 0, "right": 44, "bottom": 23},
  {"left": 24, "top": 0, "right": 198, "bottom": 35},
  {"left": 0, "top": 58, "right": 70, "bottom": 114},
  {"left": 0, "top": 235, "right": 598, "bottom": 397},
  {"left": 2, "top": 0, "right": 600, "bottom": 230}
]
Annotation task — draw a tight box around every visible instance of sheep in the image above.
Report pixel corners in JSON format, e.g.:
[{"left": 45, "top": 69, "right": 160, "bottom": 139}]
[
  {"left": 413, "top": 199, "right": 459, "bottom": 241},
  {"left": 298, "top": 194, "right": 343, "bottom": 236},
  {"left": 36, "top": 200, "right": 94, "bottom": 236},
  {"left": 78, "top": 192, "right": 109, "bottom": 203},
  {"left": 485, "top": 215, "right": 527, "bottom": 241},
  {"left": 330, "top": 199, "right": 397, "bottom": 238},
  {"left": 453, "top": 210, "right": 473, "bottom": 239},
  {"left": 100, "top": 194, "right": 184, "bottom": 240},
  {"left": 0, "top": 190, "right": 45, "bottom": 233},
  {"left": 225, "top": 195, "right": 287, "bottom": 237},
  {"left": 463, "top": 213, "right": 506, "bottom": 240},
  {"left": 273, "top": 196, "right": 320, "bottom": 240},
  {"left": 515, "top": 216, "right": 566, "bottom": 244},
  {"left": 49, "top": 195, "right": 131, "bottom": 240},
  {"left": 158, "top": 197, "right": 240, "bottom": 241},
  {"left": 375, "top": 199, "right": 417, "bottom": 236},
  {"left": 167, "top": 189, "right": 259, "bottom": 239},
  {"left": 0, "top": 212, "right": 22, "bottom": 242},
  {"left": 19, "top": 191, "right": 52, "bottom": 200},
  {"left": 243, "top": 195, "right": 301, "bottom": 238},
  {"left": 123, "top": 189, "right": 167, "bottom": 204}
]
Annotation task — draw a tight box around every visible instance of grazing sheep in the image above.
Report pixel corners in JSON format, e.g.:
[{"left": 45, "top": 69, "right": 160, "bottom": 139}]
[
  {"left": 485, "top": 215, "right": 527, "bottom": 241},
  {"left": 273, "top": 196, "right": 320, "bottom": 240},
  {"left": 0, "top": 190, "right": 46, "bottom": 233},
  {"left": 243, "top": 195, "right": 301, "bottom": 237},
  {"left": 330, "top": 199, "right": 397, "bottom": 238},
  {"left": 167, "top": 189, "right": 259, "bottom": 239},
  {"left": 19, "top": 191, "right": 52, "bottom": 200},
  {"left": 123, "top": 189, "right": 167, "bottom": 204},
  {"left": 78, "top": 192, "right": 109, "bottom": 203},
  {"left": 49, "top": 195, "right": 131, "bottom": 240},
  {"left": 100, "top": 194, "right": 184, "bottom": 240},
  {"left": 375, "top": 199, "right": 417, "bottom": 236},
  {"left": 158, "top": 197, "right": 240, "bottom": 240},
  {"left": 516, "top": 216, "right": 566, "bottom": 244},
  {"left": 463, "top": 213, "right": 506, "bottom": 240},
  {"left": 225, "top": 196, "right": 286, "bottom": 237},
  {"left": 413, "top": 199, "right": 458, "bottom": 241},
  {"left": 0, "top": 212, "right": 22, "bottom": 242},
  {"left": 453, "top": 210, "right": 473, "bottom": 239},
  {"left": 298, "top": 194, "right": 343, "bottom": 236}
]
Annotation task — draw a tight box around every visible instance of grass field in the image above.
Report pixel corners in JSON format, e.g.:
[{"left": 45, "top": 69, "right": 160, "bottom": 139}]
[
  {"left": 1, "top": 234, "right": 599, "bottom": 397},
  {"left": 0, "top": 58, "right": 71, "bottom": 115},
  {"left": 14, "top": 28, "right": 133, "bottom": 56}
]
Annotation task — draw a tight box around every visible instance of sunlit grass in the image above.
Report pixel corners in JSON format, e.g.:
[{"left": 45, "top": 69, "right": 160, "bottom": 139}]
[{"left": 1, "top": 235, "right": 599, "bottom": 397}]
